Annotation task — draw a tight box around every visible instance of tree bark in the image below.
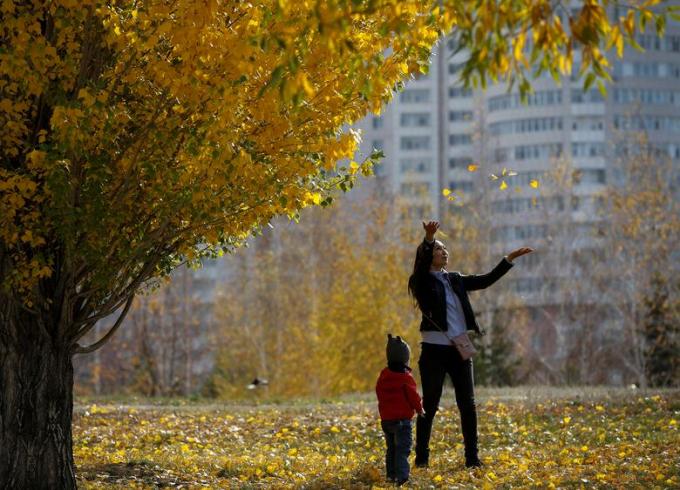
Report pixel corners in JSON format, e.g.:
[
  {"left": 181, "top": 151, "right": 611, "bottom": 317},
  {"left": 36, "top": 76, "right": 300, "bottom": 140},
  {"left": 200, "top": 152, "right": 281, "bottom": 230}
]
[{"left": 0, "top": 307, "right": 77, "bottom": 489}]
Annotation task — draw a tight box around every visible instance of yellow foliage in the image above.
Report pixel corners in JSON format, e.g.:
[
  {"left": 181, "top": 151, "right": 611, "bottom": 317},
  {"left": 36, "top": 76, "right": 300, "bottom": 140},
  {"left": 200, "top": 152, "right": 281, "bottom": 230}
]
[
  {"left": 0, "top": 0, "right": 672, "bottom": 314},
  {"left": 71, "top": 392, "right": 680, "bottom": 488}
]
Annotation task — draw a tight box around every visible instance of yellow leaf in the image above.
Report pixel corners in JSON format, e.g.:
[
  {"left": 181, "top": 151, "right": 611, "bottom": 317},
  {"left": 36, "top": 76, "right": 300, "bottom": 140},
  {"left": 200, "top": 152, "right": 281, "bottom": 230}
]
[
  {"left": 513, "top": 32, "right": 526, "bottom": 61},
  {"left": 307, "top": 192, "right": 322, "bottom": 205},
  {"left": 467, "top": 164, "right": 479, "bottom": 172},
  {"left": 530, "top": 179, "right": 540, "bottom": 188},
  {"left": 499, "top": 180, "right": 507, "bottom": 190},
  {"left": 442, "top": 188, "right": 452, "bottom": 197}
]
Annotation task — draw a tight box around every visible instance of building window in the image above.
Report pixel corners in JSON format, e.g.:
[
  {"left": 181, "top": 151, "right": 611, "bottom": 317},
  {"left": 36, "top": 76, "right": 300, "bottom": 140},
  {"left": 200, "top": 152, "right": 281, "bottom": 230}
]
[
  {"left": 449, "top": 133, "right": 472, "bottom": 146},
  {"left": 636, "top": 33, "right": 662, "bottom": 50},
  {"left": 372, "top": 116, "right": 383, "bottom": 129},
  {"left": 449, "top": 87, "right": 473, "bottom": 98},
  {"left": 372, "top": 139, "right": 384, "bottom": 151},
  {"left": 400, "top": 182, "right": 431, "bottom": 197},
  {"left": 491, "top": 196, "right": 565, "bottom": 214},
  {"left": 514, "top": 143, "right": 563, "bottom": 160},
  {"left": 571, "top": 142, "right": 605, "bottom": 158},
  {"left": 576, "top": 168, "right": 606, "bottom": 184},
  {"left": 570, "top": 89, "right": 604, "bottom": 103},
  {"left": 488, "top": 90, "right": 562, "bottom": 111},
  {"left": 449, "top": 110, "right": 473, "bottom": 122},
  {"left": 613, "top": 88, "right": 679, "bottom": 106},
  {"left": 572, "top": 117, "right": 604, "bottom": 131},
  {"left": 449, "top": 180, "right": 474, "bottom": 193},
  {"left": 490, "top": 117, "right": 563, "bottom": 135},
  {"left": 400, "top": 158, "right": 432, "bottom": 173},
  {"left": 613, "top": 115, "right": 680, "bottom": 132},
  {"left": 400, "top": 112, "right": 431, "bottom": 127},
  {"left": 400, "top": 136, "right": 431, "bottom": 150},
  {"left": 494, "top": 148, "right": 510, "bottom": 163},
  {"left": 665, "top": 35, "right": 680, "bottom": 52},
  {"left": 449, "top": 156, "right": 473, "bottom": 169},
  {"left": 399, "top": 89, "right": 430, "bottom": 103},
  {"left": 448, "top": 62, "right": 465, "bottom": 75},
  {"left": 491, "top": 224, "right": 547, "bottom": 241}
]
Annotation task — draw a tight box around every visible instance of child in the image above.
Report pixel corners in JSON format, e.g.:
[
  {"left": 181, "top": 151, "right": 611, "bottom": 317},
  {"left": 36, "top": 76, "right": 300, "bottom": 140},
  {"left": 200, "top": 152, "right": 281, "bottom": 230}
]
[{"left": 376, "top": 334, "right": 425, "bottom": 486}]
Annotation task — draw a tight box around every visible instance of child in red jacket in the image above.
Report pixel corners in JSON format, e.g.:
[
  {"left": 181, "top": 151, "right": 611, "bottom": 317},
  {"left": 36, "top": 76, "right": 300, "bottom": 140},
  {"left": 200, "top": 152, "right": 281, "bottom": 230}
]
[{"left": 376, "top": 334, "right": 425, "bottom": 486}]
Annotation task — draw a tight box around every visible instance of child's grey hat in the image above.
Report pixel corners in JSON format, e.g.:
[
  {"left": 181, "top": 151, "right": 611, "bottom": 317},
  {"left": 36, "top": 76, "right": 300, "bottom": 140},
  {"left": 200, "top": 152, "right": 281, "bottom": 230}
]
[{"left": 386, "top": 334, "right": 410, "bottom": 365}]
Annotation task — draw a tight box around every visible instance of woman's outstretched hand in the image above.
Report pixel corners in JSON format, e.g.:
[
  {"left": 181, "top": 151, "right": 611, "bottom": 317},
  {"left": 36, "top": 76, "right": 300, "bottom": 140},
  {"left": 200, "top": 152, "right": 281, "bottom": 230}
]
[
  {"left": 506, "top": 247, "right": 534, "bottom": 263},
  {"left": 422, "top": 221, "right": 439, "bottom": 241}
]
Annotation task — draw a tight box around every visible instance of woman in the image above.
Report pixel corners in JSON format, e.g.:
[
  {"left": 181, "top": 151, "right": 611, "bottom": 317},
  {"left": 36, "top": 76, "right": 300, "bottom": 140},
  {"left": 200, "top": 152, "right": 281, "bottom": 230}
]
[{"left": 409, "top": 221, "right": 533, "bottom": 468}]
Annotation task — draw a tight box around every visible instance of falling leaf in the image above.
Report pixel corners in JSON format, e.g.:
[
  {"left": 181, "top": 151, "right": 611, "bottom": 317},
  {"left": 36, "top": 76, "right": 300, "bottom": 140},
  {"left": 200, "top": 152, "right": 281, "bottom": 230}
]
[
  {"left": 499, "top": 181, "right": 508, "bottom": 190},
  {"left": 490, "top": 173, "right": 499, "bottom": 180},
  {"left": 467, "top": 164, "right": 479, "bottom": 172},
  {"left": 442, "top": 188, "right": 452, "bottom": 197},
  {"left": 530, "top": 179, "right": 540, "bottom": 188}
]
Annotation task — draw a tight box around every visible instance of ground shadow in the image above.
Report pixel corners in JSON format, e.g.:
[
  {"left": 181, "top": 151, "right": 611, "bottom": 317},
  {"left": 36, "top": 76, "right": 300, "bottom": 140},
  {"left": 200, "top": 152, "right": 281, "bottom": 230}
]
[{"left": 78, "top": 460, "right": 195, "bottom": 488}]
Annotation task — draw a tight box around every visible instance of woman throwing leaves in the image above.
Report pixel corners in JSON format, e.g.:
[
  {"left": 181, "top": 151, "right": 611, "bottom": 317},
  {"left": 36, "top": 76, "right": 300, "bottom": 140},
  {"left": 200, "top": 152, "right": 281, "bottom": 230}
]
[{"left": 408, "top": 221, "right": 533, "bottom": 468}]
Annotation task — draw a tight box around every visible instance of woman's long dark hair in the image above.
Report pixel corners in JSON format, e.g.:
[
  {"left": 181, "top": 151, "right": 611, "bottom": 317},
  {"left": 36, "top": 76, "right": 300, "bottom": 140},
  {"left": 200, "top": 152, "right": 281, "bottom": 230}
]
[{"left": 407, "top": 241, "right": 434, "bottom": 312}]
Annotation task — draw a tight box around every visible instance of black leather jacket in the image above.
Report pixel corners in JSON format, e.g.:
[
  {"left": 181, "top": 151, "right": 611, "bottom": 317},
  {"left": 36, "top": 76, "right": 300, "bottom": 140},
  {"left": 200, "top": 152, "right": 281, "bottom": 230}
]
[{"left": 415, "top": 239, "right": 513, "bottom": 335}]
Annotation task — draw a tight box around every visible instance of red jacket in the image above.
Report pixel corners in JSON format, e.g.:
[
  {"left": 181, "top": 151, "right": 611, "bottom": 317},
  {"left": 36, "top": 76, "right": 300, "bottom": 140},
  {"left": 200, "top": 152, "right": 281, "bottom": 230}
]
[{"left": 375, "top": 367, "right": 423, "bottom": 421}]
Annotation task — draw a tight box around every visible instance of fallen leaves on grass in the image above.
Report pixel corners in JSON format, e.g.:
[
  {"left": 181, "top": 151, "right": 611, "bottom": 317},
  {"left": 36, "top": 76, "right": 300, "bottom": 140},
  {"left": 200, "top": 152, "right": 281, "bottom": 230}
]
[{"left": 74, "top": 394, "right": 679, "bottom": 488}]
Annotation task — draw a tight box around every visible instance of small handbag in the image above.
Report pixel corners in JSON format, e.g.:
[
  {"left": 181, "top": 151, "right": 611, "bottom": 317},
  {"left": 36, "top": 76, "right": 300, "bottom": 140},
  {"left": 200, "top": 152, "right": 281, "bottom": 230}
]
[
  {"left": 423, "top": 314, "right": 477, "bottom": 360},
  {"left": 449, "top": 332, "right": 477, "bottom": 361}
]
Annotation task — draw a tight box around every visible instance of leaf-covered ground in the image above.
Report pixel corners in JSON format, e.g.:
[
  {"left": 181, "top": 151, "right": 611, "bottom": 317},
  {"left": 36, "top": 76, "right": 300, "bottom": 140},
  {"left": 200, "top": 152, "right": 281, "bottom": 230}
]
[{"left": 74, "top": 388, "right": 679, "bottom": 489}]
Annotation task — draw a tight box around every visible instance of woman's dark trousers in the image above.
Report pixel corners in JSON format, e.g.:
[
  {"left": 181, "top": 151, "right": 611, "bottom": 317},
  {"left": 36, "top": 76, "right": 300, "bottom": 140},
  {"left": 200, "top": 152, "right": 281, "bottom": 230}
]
[
  {"left": 381, "top": 419, "right": 412, "bottom": 482},
  {"left": 415, "top": 343, "right": 478, "bottom": 466}
]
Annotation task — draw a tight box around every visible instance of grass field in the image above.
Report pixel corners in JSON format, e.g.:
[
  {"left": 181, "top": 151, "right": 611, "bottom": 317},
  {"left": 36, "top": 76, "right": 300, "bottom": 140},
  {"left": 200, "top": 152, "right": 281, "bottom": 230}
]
[{"left": 73, "top": 387, "right": 680, "bottom": 489}]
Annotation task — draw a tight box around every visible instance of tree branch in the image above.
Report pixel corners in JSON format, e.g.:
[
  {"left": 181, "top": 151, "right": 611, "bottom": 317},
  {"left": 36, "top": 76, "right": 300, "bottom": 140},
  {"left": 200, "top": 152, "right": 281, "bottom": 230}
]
[{"left": 71, "top": 294, "right": 135, "bottom": 355}]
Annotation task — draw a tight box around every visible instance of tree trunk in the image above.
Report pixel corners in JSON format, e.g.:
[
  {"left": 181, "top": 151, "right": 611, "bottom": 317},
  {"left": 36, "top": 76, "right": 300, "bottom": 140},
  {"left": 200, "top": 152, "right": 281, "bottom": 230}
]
[{"left": 0, "top": 309, "right": 77, "bottom": 489}]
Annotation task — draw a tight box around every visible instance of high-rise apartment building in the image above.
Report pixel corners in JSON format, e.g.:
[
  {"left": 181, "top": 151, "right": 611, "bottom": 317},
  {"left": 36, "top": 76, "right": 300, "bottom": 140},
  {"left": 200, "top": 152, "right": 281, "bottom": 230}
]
[
  {"left": 354, "top": 20, "right": 680, "bottom": 270},
  {"left": 352, "top": 16, "right": 680, "bottom": 381}
]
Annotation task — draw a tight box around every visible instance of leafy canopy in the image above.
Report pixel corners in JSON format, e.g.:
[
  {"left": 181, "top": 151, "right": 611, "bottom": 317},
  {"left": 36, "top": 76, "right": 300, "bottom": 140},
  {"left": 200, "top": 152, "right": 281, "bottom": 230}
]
[{"left": 0, "top": 0, "right": 672, "bottom": 315}]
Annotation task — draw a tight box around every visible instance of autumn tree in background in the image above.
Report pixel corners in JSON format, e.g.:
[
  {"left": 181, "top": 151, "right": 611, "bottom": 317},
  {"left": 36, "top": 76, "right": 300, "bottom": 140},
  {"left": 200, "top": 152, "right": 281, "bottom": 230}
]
[
  {"left": 74, "top": 266, "right": 208, "bottom": 397},
  {"left": 0, "top": 0, "right": 672, "bottom": 485},
  {"left": 208, "top": 189, "right": 414, "bottom": 398},
  {"left": 475, "top": 311, "right": 522, "bottom": 386},
  {"left": 597, "top": 132, "right": 680, "bottom": 388},
  {"left": 517, "top": 157, "right": 613, "bottom": 384},
  {"left": 642, "top": 274, "right": 679, "bottom": 387}
]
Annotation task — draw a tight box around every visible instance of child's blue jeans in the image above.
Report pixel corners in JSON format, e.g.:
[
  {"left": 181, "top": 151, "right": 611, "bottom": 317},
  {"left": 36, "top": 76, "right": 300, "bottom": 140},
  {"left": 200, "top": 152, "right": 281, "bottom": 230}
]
[{"left": 381, "top": 419, "right": 412, "bottom": 482}]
